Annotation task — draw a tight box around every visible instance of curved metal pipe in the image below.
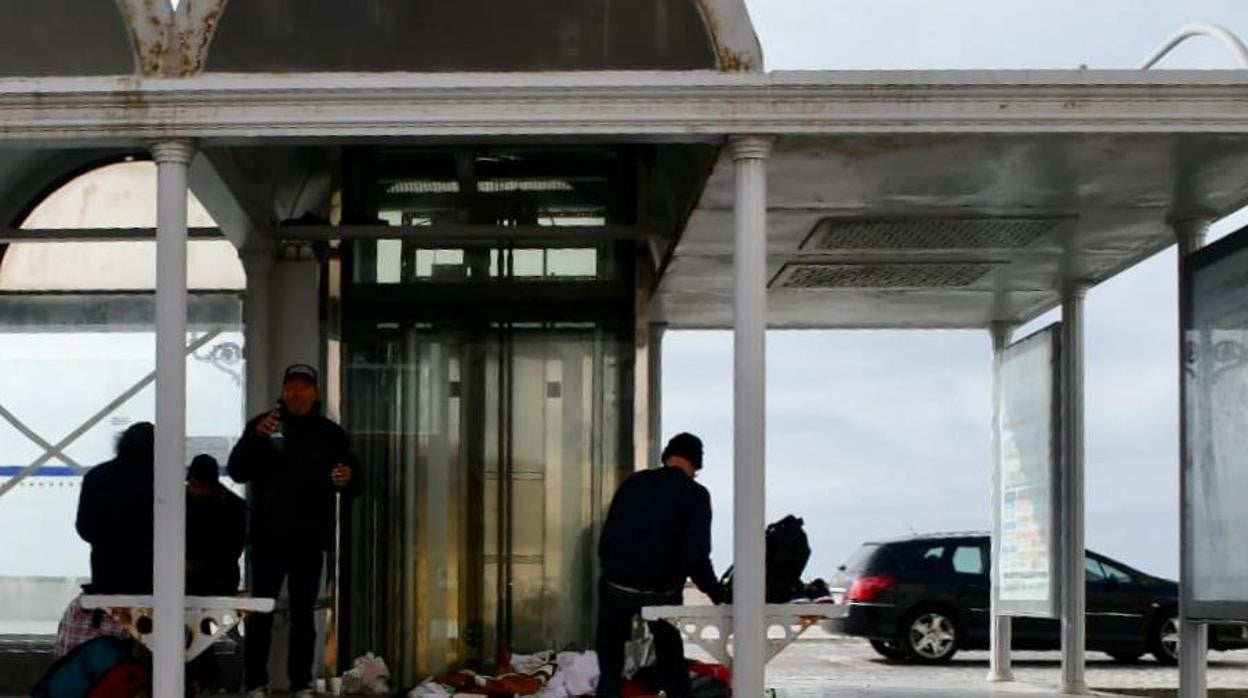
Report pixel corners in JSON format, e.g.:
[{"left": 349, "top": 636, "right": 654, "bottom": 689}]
[{"left": 1140, "top": 22, "right": 1248, "bottom": 69}]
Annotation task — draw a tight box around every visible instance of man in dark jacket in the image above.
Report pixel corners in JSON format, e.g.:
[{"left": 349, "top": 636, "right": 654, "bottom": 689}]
[
  {"left": 186, "top": 454, "right": 245, "bottom": 596},
  {"left": 596, "top": 432, "right": 723, "bottom": 698},
  {"left": 76, "top": 422, "right": 155, "bottom": 595},
  {"left": 228, "top": 364, "right": 360, "bottom": 697},
  {"left": 186, "top": 453, "right": 246, "bottom": 694}
]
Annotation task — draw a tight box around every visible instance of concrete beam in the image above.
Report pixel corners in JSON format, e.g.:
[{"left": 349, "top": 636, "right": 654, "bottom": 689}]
[
  {"left": 3, "top": 71, "right": 1248, "bottom": 143},
  {"left": 188, "top": 148, "right": 270, "bottom": 249}
]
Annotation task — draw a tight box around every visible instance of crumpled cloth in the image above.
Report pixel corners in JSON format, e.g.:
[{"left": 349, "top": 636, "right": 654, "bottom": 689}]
[
  {"left": 538, "top": 650, "right": 599, "bottom": 698},
  {"left": 344, "top": 652, "right": 392, "bottom": 694},
  {"left": 434, "top": 669, "right": 548, "bottom": 696}
]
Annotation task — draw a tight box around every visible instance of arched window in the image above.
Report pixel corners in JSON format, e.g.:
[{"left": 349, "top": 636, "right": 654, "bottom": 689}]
[
  {"left": 0, "top": 161, "right": 245, "bottom": 291},
  {"left": 0, "top": 161, "right": 245, "bottom": 633}
]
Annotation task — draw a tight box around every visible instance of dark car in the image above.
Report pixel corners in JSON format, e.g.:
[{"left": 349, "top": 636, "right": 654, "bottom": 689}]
[{"left": 825, "top": 533, "right": 1248, "bottom": 664}]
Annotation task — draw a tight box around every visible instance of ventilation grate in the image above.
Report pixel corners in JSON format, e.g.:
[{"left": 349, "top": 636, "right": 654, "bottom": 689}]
[
  {"left": 385, "top": 180, "right": 460, "bottom": 195},
  {"left": 804, "top": 217, "right": 1061, "bottom": 251},
  {"left": 774, "top": 262, "right": 1000, "bottom": 289}
]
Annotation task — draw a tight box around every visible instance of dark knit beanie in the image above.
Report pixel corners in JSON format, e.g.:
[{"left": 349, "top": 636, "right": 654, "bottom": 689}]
[
  {"left": 187, "top": 454, "right": 220, "bottom": 484},
  {"left": 661, "top": 432, "right": 704, "bottom": 471}
]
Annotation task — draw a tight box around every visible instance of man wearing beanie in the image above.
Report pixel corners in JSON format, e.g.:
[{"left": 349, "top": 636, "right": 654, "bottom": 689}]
[
  {"left": 596, "top": 432, "right": 723, "bottom": 698},
  {"left": 228, "top": 363, "right": 360, "bottom": 698},
  {"left": 185, "top": 453, "right": 245, "bottom": 694},
  {"left": 186, "top": 454, "right": 245, "bottom": 596}
]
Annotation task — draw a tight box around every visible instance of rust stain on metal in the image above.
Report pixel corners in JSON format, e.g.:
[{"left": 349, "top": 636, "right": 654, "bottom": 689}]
[
  {"left": 115, "top": 0, "right": 174, "bottom": 76},
  {"left": 694, "top": 0, "right": 756, "bottom": 72},
  {"left": 176, "top": 0, "right": 229, "bottom": 76}
]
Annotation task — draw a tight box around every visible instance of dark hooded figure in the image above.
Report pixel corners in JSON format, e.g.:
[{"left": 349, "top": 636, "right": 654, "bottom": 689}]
[
  {"left": 75, "top": 422, "right": 155, "bottom": 595},
  {"left": 228, "top": 363, "right": 360, "bottom": 697},
  {"left": 186, "top": 453, "right": 245, "bottom": 694},
  {"left": 186, "top": 454, "right": 245, "bottom": 596}
]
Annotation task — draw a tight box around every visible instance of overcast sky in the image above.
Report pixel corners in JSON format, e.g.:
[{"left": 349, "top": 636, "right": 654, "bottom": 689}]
[{"left": 663, "top": 0, "right": 1248, "bottom": 582}]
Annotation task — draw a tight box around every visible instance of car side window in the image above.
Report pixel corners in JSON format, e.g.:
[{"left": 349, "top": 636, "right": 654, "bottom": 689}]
[
  {"left": 920, "top": 545, "right": 947, "bottom": 570},
  {"left": 1099, "top": 559, "right": 1133, "bottom": 584},
  {"left": 905, "top": 544, "right": 949, "bottom": 574},
  {"left": 952, "top": 545, "right": 985, "bottom": 575},
  {"left": 1084, "top": 556, "right": 1106, "bottom": 582}
]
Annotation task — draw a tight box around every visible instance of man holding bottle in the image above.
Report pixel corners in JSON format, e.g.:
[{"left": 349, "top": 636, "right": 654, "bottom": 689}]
[{"left": 228, "top": 364, "right": 359, "bottom": 697}]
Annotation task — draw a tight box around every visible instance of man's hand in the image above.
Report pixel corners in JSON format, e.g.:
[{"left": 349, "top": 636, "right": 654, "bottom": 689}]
[
  {"left": 331, "top": 464, "right": 352, "bottom": 488},
  {"left": 255, "top": 411, "right": 279, "bottom": 437}
]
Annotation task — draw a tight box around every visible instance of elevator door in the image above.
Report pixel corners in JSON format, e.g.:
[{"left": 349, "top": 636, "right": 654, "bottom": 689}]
[{"left": 343, "top": 321, "right": 627, "bottom": 684}]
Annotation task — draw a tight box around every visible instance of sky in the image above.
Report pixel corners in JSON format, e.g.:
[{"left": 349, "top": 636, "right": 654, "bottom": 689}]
[{"left": 662, "top": 0, "right": 1248, "bottom": 583}]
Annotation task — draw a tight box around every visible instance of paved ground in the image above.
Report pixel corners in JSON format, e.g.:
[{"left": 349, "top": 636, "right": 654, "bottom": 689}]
[
  {"left": 9, "top": 634, "right": 1247, "bottom": 696},
  {"left": 762, "top": 636, "right": 1248, "bottom": 697}
]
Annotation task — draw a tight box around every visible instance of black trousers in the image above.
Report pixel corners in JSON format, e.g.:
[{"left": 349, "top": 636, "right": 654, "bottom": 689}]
[
  {"left": 595, "top": 579, "right": 690, "bottom": 698},
  {"left": 243, "top": 545, "right": 324, "bottom": 691}
]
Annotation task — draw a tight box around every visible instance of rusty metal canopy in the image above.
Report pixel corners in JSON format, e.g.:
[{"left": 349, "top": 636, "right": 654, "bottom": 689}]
[{"left": 654, "top": 133, "right": 1248, "bottom": 329}]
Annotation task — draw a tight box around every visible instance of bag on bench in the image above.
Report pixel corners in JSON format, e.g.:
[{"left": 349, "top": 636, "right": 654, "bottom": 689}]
[{"left": 719, "top": 514, "right": 812, "bottom": 604}]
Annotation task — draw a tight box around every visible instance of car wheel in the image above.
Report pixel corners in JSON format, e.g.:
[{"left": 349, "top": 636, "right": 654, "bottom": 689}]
[
  {"left": 901, "top": 609, "right": 959, "bottom": 663},
  {"left": 870, "top": 639, "right": 908, "bottom": 661},
  {"left": 1150, "top": 615, "right": 1180, "bottom": 665},
  {"left": 1107, "top": 652, "right": 1142, "bottom": 664}
]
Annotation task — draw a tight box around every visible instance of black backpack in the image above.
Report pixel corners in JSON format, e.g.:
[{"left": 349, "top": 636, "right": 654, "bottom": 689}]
[{"left": 719, "top": 515, "right": 812, "bottom": 603}]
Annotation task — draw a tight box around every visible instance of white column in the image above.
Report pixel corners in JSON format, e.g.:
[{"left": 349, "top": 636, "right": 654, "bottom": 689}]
[
  {"left": 1176, "top": 218, "right": 1210, "bottom": 698},
  {"left": 152, "top": 139, "right": 195, "bottom": 697},
  {"left": 988, "top": 321, "right": 1016, "bottom": 683},
  {"left": 270, "top": 254, "right": 323, "bottom": 392},
  {"left": 730, "top": 135, "right": 771, "bottom": 698},
  {"left": 240, "top": 247, "right": 274, "bottom": 416},
  {"left": 649, "top": 322, "right": 667, "bottom": 468},
  {"left": 1060, "top": 281, "right": 1089, "bottom": 695},
  {"left": 634, "top": 270, "right": 652, "bottom": 472}
]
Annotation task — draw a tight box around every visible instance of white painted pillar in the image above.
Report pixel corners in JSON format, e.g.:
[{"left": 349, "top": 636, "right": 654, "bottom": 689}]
[
  {"left": 269, "top": 253, "right": 323, "bottom": 391},
  {"left": 634, "top": 272, "right": 652, "bottom": 472},
  {"left": 1176, "top": 218, "right": 1210, "bottom": 698},
  {"left": 152, "top": 139, "right": 195, "bottom": 696},
  {"left": 1060, "top": 280, "right": 1089, "bottom": 695},
  {"left": 988, "top": 321, "right": 1016, "bottom": 683},
  {"left": 649, "top": 322, "right": 667, "bottom": 468},
  {"left": 730, "top": 135, "right": 771, "bottom": 698},
  {"left": 240, "top": 247, "right": 274, "bottom": 417}
]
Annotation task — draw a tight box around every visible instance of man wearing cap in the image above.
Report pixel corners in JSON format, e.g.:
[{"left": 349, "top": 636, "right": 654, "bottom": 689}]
[
  {"left": 595, "top": 432, "right": 723, "bottom": 698},
  {"left": 228, "top": 364, "right": 360, "bottom": 698}
]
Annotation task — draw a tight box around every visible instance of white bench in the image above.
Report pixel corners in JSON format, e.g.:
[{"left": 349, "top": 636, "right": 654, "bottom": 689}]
[
  {"left": 80, "top": 595, "right": 275, "bottom": 661},
  {"left": 641, "top": 603, "right": 846, "bottom": 666}
]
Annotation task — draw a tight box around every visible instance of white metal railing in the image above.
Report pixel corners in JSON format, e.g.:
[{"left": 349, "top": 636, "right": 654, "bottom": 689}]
[{"left": 1140, "top": 22, "right": 1248, "bottom": 69}]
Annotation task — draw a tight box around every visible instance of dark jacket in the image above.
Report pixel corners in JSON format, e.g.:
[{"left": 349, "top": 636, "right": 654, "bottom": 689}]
[
  {"left": 76, "top": 455, "right": 154, "bottom": 594},
  {"left": 598, "top": 466, "right": 722, "bottom": 603},
  {"left": 227, "top": 405, "right": 360, "bottom": 550},
  {"left": 186, "top": 484, "right": 246, "bottom": 596}
]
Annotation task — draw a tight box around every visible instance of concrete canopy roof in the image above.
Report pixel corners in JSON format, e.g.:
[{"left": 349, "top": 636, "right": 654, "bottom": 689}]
[
  {"left": 3, "top": 69, "right": 1248, "bottom": 333},
  {"left": 0, "top": 2, "right": 133, "bottom": 77},
  {"left": 0, "top": 0, "right": 763, "bottom": 79},
  {"left": 206, "top": 0, "right": 761, "bottom": 73},
  {"left": 654, "top": 131, "right": 1248, "bottom": 330}
]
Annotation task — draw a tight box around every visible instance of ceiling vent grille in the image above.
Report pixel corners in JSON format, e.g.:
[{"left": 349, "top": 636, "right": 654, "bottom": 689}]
[
  {"left": 803, "top": 217, "right": 1062, "bottom": 251},
  {"left": 773, "top": 262, "right": 1001, "bottom": 289}
]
